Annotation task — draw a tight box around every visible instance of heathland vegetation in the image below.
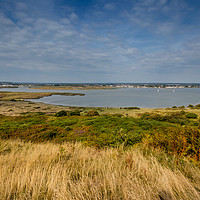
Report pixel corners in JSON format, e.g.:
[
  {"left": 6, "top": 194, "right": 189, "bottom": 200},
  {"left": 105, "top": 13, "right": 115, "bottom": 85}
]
[
  {"left": 0, "top": 91, "right": 84, "bottom": 101},
  {"left": 0, "top": 101, "right": 200, "bottom": 199}
]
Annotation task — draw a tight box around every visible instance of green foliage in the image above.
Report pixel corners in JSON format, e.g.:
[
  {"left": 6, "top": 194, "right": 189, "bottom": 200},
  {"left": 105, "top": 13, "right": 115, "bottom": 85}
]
[
  {"left": 55, "top": 110, "right": 67, "bottom": 117},
  {"left": 124, "top": 107, "right": 140, "bottom": 110},
  {"left": 144, "top": 126, "right": 200, "bottom": 161},
  {"left": 187, "top": 104, "right": 194, "bottom": 108},
  {"left": 69, "top": 111, "right": 81, "bottom": 116},
  {"left": 86, "top": 110, "right": 100, "bottom": 116},
  {"left": 141, "top": 112, "right": 189, "bottom": 125},
  {"left": 195, "top": 104, "right": 200, "bottom": 109},
  {"left": 50, "top": 118, "right": 78, "bottom": 127},
  {"left": 178, "top": 106, "right": 185, "bottom": 109},
  {"left": 185, "top": 112, "right": 198, "bottom": 119},
  {"left": 0, "top": 111, "right": 199, "bottom": 161}
]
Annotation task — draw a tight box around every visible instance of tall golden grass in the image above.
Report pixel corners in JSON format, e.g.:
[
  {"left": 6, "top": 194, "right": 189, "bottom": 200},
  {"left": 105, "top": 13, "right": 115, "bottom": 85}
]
[{"left": 0, "top": 140, "right": 199, "bottom": 200}]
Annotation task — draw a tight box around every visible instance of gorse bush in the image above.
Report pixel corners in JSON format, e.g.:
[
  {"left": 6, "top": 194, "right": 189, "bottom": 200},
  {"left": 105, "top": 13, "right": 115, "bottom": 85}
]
[
  {"left": 187, "top": 104, "right": 194, "bottom": 108},
  {"left": 195, "top": 104, "right": 200, "bottom": 108},
  {"left": 144, "top": 126, "right": 200, "bottom": 161},
  {"left": 185, "top": 112, "right": 198, "bottom": 119},
  {"left": 55, "top": 110, "right": 67, "bottom": 117},
  {"left": 140, "top": 112, "right": 189, "bottom": 125},
  {"left": 124, "top": 107, "right": 140, "bottom": 110},
  {"left": 86, "top": 110, "right": 100, "bottom": 116},
  {"left": 55, "top": 110, "right": 81, "bottom": 117},
  {"left": 69, "top": 110, "right": 81, "bottom": 116}
]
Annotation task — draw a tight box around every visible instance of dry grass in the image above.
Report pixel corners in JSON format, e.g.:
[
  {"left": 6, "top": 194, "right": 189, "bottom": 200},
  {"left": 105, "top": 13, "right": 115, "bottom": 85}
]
[
  {"left": 0, "top": 92, "right": 84, "bottom": 101},
  {"left": 0, "top": 140, "right": 199, "bottom": 200},
  {"left": 0, "top": 101, "right": 73, "bottom": 116},
  {"left": 97, "top": 107, "right": 200, "bottom": 118}
]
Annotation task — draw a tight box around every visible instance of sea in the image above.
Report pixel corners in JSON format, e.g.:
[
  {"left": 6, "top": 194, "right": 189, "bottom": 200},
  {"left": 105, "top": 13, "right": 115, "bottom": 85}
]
[{"left": 1, "top": 87, "right": 200, "bottom": 108}]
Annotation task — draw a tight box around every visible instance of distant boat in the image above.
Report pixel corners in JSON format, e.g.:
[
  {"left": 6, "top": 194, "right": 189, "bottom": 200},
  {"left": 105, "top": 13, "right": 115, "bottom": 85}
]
[
  {"left": 173, "top": 89, "right": 175, "bottom": 92},
  {"left": 157, "top": 89, "right": 160, "bottom": 92}
]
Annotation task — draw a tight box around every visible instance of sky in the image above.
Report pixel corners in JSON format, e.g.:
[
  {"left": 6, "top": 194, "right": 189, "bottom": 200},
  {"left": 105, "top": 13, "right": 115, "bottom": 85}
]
[{"left": 0, "top": 0, "right": 200, "bottom": 83}]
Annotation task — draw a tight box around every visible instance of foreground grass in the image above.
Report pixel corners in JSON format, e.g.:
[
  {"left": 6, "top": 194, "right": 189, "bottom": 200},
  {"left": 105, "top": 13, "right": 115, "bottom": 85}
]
[{"left": 0, "top": 140, "right": 199, "bottom": 200}]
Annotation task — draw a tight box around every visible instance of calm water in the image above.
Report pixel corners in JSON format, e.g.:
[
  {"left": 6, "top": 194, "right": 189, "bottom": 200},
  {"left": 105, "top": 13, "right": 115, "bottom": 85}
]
[{"left": 1, "top": 87, "right": 200, "bottom": 108}]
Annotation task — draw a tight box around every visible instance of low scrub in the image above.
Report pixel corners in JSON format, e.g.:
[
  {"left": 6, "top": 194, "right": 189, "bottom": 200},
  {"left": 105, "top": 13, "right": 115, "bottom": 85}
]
[
  {"left": 86, "top": 110, "right": 100, "bottom": 116},
  {"left": 124, "top": 107, "right": 140, "bottom": 110},
  {"left": 185, "top": 112, "right": 198, "bottom": 119},
  {"left": 0, "top": 112, "right": 199, "bottom": 161},
  {"left": 55, "top": 110, "right": 67, "bottom": 117},
  {"left": 141, "top": 111, "right": 189, "bottom": 125}
]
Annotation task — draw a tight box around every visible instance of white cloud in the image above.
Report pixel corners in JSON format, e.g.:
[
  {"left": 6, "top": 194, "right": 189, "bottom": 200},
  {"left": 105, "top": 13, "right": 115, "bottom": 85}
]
[
  {"left": 70, "top": 12, "right": 79, "bottom": 22},
  {"left": 104, "top": 3, "right": 115, "bottom": 10},
  {"left": 0, "top": 0, "right": 200, "bottom": 82}
]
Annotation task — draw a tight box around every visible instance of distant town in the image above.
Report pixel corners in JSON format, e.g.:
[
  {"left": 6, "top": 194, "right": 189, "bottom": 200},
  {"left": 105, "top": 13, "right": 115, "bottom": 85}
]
[{"left": 0, "top": 82, "right": 200, "bottom": 89}]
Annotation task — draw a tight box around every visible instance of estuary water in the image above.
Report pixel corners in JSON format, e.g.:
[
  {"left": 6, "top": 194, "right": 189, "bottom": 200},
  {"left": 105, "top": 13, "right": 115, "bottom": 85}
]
[{"left": 1, "top": 87, "right": 200, "bottom": 108}]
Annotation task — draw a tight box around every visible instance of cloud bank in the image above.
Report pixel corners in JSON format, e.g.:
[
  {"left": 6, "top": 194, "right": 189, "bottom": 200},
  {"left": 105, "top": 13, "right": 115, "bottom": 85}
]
[{"left": 0, "top": 0, "right": 200, "bottom": 82}]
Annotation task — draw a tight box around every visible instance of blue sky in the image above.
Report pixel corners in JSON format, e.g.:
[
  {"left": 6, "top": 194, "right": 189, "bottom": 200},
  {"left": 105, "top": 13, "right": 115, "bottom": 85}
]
[{"left": 0, "top": 0, "right": 200, "bottom": 83}]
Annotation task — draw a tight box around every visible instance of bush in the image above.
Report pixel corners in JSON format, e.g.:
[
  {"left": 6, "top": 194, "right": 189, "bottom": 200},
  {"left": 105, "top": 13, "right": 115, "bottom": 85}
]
[
  {"left": 124, "top": 107, "right": 140, "bottom": 110},
  {"left": 55, "top": 110, "right": 67, "bottom": 117},
  {"left": 172, "top": 106, "right": 177, "bottom": 108},
  {"left": 140, "top": 112, "right": 189, "bottom": 125},
  {"left": 180, "top": 110, "right": 185, "bottom": 115},
  {"left": 195, "top": 104, "right": 200, "bottom": 108},
  {"left": 187, "top": 104, "right": 194, "bottom": 108},
  {"left": 185, "top": 113, "right": 198, "bottom": 119},
  {"left": 86, "top": 110, "right": 100, "bottom": 116},
  {"left": 65, "top": 126, "right": 72, "bottom": 131},
  {"left": 69, "top": 110, "right": 81, "bottom": 116}
]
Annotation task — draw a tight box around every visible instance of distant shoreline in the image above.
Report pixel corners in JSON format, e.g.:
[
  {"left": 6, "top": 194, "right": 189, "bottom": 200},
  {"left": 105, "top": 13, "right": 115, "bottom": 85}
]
[
  {"left": 1, "top": 82, "right": 200, "bottom": 89},
  {"left": 0, "top": 91, "right": 85, "bottom": 101}
]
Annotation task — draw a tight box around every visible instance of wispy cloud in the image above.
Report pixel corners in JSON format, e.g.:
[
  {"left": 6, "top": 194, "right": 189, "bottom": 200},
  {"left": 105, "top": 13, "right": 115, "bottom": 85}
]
[{"left": 0, "top": 0, "right": 200, "bottom": 82}]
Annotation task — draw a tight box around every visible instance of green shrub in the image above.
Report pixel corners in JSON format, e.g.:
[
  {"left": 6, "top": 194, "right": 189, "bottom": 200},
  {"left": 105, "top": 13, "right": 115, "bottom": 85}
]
[
  {"left": 185, "top": 113, "right": 198, "bottom": 119},
  {"left": 172, "top": 106, "right": 177, "bottom": 108},
  {"left": 86, "top": 110, "right": 100, "bottom": 116},
  {"left": 140, "top": 112, "right": 189, "bottom": 125},
  {"left": 69, "top": 110, "right": 81, "bottom": 116},
  {"left": 65, "top": 126, "right": 72, "bottom": 131},
  {"left": 55, "top": 110, "right": 67, "bottom": 117},
  {"left": 187, "top": 104, "right": 194, "bottom": 108},
  {"left": 180, "top": 110, "right": 185, "bottom": 115},
  {"left": 195, "top": 104, "right": 200, "bottom": 108},
  {"left": 124, "top": 107, "right": 140, "bottom": 110}
]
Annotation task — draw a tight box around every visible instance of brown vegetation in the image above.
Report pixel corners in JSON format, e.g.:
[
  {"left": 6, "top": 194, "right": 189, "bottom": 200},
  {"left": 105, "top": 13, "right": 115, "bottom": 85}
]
[
  {"left": 0, "top": 140, "right": 199, "bottom": 200},
  {"left": 0, "top": 91, "right": 84, "bottom": 101}
]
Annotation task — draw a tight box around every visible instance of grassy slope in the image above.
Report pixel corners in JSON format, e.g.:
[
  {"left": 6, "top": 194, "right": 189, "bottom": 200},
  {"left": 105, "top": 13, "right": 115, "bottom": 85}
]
[
  {"left": 0, "top": 104, "right": 200, "bottom": 199},
  {"left": 0, "top": 140, "right": 199, "bottom": 200}
]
